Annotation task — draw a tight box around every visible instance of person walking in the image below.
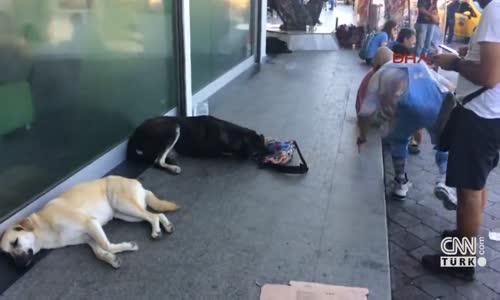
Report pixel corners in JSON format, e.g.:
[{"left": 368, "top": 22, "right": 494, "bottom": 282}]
[
  {"left": 328, "top": 0, "right": 336, "bottom": 10},
  {"left": 445, "top": 0, "right": 460, "bottom": 43},
  {"left": 415, "top": 0, "right": 440, "bottom": 56},
  {"left": 423, "top": 0, "right": 500, "bottom": 281}
]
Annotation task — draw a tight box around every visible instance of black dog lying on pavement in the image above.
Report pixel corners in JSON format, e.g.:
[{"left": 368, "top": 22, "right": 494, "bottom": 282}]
[{"left": 127, "top": 116, "right": 267, "bottom": 174}]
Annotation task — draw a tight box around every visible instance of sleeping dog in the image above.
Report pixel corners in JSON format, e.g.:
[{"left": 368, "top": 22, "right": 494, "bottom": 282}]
[
  {"left": 0, "top": 176, "right": 178, "bottom": 269},
  {"left": 127, "top": 116, "right": 266, "bottom": 174}
]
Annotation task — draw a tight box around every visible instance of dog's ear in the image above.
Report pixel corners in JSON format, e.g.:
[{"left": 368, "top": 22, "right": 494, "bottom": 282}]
[
  {"left": 259, "top": 134, "right": 266, "bottom": 144},
  {"left": 17, "top": 218, "right": 34, "bottom": 232}
]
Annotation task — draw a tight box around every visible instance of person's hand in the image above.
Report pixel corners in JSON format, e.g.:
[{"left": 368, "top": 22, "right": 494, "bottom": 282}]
[
  {"left": 458, "top": 46, "right": 468, "bottom": 57},
  {"left": 431, "top": 53, "right": 460, "bottom": 71},
  {"left": 433, "top": 16, "right": 440, "bottom": 25},
  {"left": 431, "top": 13, "right": 440, "bottom": 24},
  {"left": 357, "top": 136, "right": 367, "bottom": 152}
]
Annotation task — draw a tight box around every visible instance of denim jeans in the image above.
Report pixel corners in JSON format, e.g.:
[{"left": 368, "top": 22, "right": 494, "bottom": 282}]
[
  {"left": 415, "top": 23, "right": 435, "bottom": 57},
  {"left": 445, "top": 21, "right": 455, "bottom": 44},
  {"left": 388, "top": 111, "right": 448, "bottom": 176}
]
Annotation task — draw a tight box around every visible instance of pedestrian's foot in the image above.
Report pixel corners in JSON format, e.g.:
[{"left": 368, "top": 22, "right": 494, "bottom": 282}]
[
  {"left": 434, "top": 182, "right": 457, "bottom": 210},
  {"left": 421, "top": 254, "right": 475, "bottom": 281},
  {"left": 393, "top": 175, "right": 412, "bottom": 199}
]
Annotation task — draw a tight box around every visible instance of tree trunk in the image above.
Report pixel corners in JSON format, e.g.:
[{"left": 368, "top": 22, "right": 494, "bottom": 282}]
[{"left": 270, "top": 0, "right": 324, "bottom": 31}]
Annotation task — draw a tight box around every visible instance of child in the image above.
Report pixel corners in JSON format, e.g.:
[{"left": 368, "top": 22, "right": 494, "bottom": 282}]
[
  {"left": 391, "top": 28, "right": 417, "bottom": 55},
  {"left": 364, "top": 20, "right": 398, "bottom": 65}
]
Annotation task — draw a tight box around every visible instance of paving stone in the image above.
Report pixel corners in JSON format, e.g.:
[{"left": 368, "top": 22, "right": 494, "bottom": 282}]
[
  {"left": 388, "top": 220, "right": 405, "bottom": 236},
  {"left": 409, "top": 245, "right": 435, "bottom": 261},
  {"left": 387, "top": 203, "right": 404, "bottom": 215},
  {"left": 390, "top": 267, "right": 411, "bottom": 292},
  {"left": 475, "top": 268, "right": 500, "bottom": 294},
  {"left": 483, "top": 246, "right": 500, "bottom": 264},
  {"left": 484, "top": 233, "right": 500, "bottom": 252},
  {"left": 422, "top": 236, "right": 443, "bottom": 252},
  {"left": 482, "top": 213, "right": 500, "bottom": 231},
  {"left": 390, "top": 231, "right": 425, "bottom": 251},
  {"left": 390, "top": 251, "right": 427, "bottom": 279},
  {"left": 418, "top": 199, "right": 449, "bottom": 215},
  {"left": 412, "top": 275, "right": 462, "bottom": 299},
  {"left": 421, "top": 214, "right": 454, "bottom": 232},
  {"left": 487, "top": 191, "right": 500, "bottom": 203},
  {"left": 485, "top": 204, "right": 500, "bottom": 217},
  {"left": 456, "top": 281, "right": 500, "bottom": 300},
  {"left": 403, "top": 204, "right": 437, "bottom": 220},
  {"left": 389, "top": 211, "right": 421, "bottom": 228},
  {"left": 484, "top": 200, "right": 496, "bottom": 209},
  {"left": 406, "top": 223, "right": 439, "bottom": 241},
  {"left": 392, "top": 284, "right": 433, "bottom": 300},
  {"left": 487, "top": 259, "right": 500, "bottom": 273},
  {"left": 389, "top": 241, "right": 405, "bottom": 257},
  {"left": 435, "top": 208, "right": 457, "bottom": 223},
  {"left": 384, "top": 135, "right": 500, "bottom": 299}
]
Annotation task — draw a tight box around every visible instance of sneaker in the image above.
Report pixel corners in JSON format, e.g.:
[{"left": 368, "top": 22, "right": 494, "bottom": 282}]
[
  {"left": 422, "top": 254, "right": 475, "bottom": 282},
  {"left": 393, "top": 175, "right": 412, "bottom": 199},
  {"left": 434, "top": 182, "right": 458, "bottom": 210}
]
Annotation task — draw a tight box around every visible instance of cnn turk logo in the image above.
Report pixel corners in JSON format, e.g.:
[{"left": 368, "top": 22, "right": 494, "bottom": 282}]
[{"left": 440, "top": 237, "right": 487, "bottom": 267}]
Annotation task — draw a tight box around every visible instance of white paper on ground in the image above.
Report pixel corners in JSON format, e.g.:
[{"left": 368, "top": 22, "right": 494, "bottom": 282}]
[
  {"left": 489, "top": 231, "right": 500, "bottom": 241},
  {"left": 260, "top": 281, "right": 369, "bottom": 300}
]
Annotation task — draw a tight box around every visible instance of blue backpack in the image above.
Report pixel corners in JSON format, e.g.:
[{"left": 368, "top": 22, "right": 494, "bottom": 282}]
[{"left": 358, "top": 31, "right": 377, "bottom": 60}]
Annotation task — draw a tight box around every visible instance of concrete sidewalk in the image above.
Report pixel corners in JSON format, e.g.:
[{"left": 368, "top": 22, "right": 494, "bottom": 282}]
[{"left": 1, "top": 51, "right": 391, "bottom": 300}]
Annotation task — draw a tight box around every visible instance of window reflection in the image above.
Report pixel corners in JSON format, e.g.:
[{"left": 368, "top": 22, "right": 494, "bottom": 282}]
[{"left": 0, "top": 0, "right": 176, "bottom": 219}]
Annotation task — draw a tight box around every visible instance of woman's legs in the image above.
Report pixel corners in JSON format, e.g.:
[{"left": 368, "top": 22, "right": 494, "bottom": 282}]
[
  {"left": 388, "top": 117, "right": 416, "bottom": 198},
  {"left": 409, "top": 130, "right": 423, "bottom": 155}
]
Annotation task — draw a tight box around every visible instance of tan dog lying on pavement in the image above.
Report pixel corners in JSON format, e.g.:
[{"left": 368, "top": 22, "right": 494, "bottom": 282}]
[{"left": 0, "top": 176, "right": 178, "bottom": 269}]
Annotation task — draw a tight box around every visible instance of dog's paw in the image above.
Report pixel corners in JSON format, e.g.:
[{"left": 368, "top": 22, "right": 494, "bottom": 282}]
[
  {"left": 151, "top": 231, "right": 163, "bottom": 240},
  {"left": 170, "top": 166, "right": 182, "bottom": 175},
  {"left": 110, "top": 256, "right": 122, "bottom": 269},
  {"left": 165, "top": 223, "right": 174, "bottom": 234},
  {"left": 129, "top": 242, "right": 139, "bottom": 251}
]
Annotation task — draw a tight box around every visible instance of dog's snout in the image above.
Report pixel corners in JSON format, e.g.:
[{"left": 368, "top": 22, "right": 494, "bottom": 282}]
[{"left": 13, "top": 251, "right": 34, "bottom": 268}]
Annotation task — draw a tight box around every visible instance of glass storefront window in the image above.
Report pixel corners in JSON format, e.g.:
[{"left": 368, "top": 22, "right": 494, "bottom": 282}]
[
  {"left": 190, "top": 0, "right": 253, "bottom": 93},
  {"left": 0, "top": 0, "right": 177, "bottom": 219}
]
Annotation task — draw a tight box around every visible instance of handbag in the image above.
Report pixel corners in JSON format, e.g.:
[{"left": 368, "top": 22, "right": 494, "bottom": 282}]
[
  {"left": 435, "top": 87, "right": 488, "bottom": 151},
  {"left": 258, "top": 140, "right": 309, "bottom": 174}
]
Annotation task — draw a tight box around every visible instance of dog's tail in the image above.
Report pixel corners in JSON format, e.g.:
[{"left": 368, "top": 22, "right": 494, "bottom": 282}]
[{"left": 146, "top": 191, "right": 179, "bottom": 212}]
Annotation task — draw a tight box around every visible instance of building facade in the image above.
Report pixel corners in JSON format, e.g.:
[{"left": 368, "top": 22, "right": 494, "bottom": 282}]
[{"left": 0, "top": 0, "right": 266, "bottom": 230}]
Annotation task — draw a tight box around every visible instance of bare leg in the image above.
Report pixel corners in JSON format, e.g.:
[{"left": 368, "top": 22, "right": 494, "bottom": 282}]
[
  {"left": 481, "top": 189, "right": 487, "bottom": 210},
  {"left": 457, "top": 188, "right": 484, "bottom": 238}
]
